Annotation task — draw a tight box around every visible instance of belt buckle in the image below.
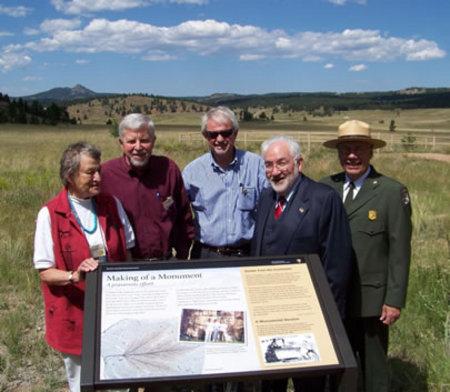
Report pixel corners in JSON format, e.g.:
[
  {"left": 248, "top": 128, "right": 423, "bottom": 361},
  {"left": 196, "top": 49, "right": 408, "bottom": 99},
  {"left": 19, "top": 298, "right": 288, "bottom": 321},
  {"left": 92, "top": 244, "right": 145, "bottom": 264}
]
[
  {"left": 217, "top": 247, "right": 232, "bottom": 256},
  {"left": 217, "top": 247, "right": 229, "bottom": 256}
]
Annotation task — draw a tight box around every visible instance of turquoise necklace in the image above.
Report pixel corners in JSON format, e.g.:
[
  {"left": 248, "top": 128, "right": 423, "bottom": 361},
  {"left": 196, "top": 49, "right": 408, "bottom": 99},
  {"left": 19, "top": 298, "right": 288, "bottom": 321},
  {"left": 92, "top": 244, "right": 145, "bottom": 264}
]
[{"left": 68, "top": 194, "right": 98, "bottom": 235}]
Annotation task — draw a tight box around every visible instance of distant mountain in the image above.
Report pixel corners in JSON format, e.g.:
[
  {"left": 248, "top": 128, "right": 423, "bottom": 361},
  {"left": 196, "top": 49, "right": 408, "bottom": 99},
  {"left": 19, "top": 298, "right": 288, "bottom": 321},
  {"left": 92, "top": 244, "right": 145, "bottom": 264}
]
[
  {"left": 19, "top": 84, "right": 114, "bottom": 104},
  {"left": 15, "top": 84, "right": 450, "bottom": 110}
]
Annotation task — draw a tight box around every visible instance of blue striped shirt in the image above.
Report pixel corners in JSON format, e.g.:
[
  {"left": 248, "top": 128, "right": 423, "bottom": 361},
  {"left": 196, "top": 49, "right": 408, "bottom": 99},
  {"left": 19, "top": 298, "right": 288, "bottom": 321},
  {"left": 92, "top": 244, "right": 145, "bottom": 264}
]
[{"left": 182, "top": 149, "right": 268, "bottom": 247}]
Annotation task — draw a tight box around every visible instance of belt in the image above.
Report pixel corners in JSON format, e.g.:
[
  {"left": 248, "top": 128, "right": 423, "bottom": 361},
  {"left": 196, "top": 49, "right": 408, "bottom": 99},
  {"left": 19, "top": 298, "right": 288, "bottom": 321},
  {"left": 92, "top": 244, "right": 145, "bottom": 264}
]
[{"left": 198, "top": 242, "right": 250, "bottom": 257}]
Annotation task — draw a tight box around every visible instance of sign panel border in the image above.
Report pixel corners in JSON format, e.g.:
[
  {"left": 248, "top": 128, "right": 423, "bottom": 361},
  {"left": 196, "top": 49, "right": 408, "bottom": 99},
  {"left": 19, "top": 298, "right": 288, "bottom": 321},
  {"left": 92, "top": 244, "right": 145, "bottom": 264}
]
[{"left": 81, "top": 254, "right": 356, "bottom": 391}]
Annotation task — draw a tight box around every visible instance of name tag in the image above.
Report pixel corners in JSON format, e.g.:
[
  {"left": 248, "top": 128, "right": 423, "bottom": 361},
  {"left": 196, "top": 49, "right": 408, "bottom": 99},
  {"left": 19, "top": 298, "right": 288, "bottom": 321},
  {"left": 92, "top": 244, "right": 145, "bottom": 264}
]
[
  {"left": 90, "top": 244, "right": 106, "bottom": 259},
  {"left": 162, "top": 196, "right": 174, "bottom": 210}
]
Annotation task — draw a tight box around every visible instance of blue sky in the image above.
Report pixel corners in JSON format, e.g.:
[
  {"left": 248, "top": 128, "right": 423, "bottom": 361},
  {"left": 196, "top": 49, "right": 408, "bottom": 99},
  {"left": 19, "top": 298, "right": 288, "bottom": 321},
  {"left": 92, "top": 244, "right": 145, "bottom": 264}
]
[{"left": 0, "top": 0, "right": 448, "bottom": 97}]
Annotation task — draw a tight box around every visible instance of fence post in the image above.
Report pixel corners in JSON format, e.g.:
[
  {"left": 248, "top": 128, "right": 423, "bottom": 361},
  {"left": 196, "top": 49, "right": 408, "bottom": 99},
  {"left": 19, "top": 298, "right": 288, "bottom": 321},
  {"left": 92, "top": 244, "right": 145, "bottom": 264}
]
[{"left": 374, "top": 132, "right": 381, "bottom": 154}]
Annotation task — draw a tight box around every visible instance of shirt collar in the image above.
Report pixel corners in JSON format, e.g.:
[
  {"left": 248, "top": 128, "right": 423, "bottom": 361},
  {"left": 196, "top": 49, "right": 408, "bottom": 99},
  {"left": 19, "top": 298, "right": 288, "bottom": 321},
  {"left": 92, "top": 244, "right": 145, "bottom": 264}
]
[
  {"left": 283, "top": 187, "right": 295, "bottom": 203},
  {"left": 345, "top": 166, "right": 371, "bottom": 191},
  {"left": 123, "top": 154, "right": 151, "bottom": 176},
  {"left": 276, "top": 174, "right": 302, "bottom": 203},
  {"left": 209, "top": 149, "right": 239, "bottom": 171}
]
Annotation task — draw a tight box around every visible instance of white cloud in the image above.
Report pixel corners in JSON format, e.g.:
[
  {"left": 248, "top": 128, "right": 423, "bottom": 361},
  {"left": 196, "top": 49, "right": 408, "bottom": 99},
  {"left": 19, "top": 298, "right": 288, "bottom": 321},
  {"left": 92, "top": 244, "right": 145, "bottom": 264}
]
[
  {"left": 278, "top": 29, "right": 446, "bottom": 62},
  {"left": 51, "top": 0, "right": 207, "bottom": 15},
  {"left": 240, "top": 54, "right": 265, "bottom": 61},
  {"left": 401, "top": 39, "right": 446, "bottom": 61},
  {"left": 324, "top": 63, "right": 334, "bottom": 69},
  {"left": 40, "top": 18, "right": 82, "bottom": 33},
  {"left": 0, "top": 50, "right": 31, "bottom": 71},
  {"left": 75, "top": 58, "right": 90, "bottom": 64},
  {"left": 349, "top": 64, "right": 367, "bottom": 72},
  {"left": 0, "top": 31, "right": 13, "bottom": 37},
  {"left": 2, "top": 19, "right": 445, "bottom": 72},
  {"left": 142, "top": 51, "right": 177, "bottom": 61},
  {"left": 0, "top": 5, "right": 32, "bottom": 17},
  {"left": 51, "top": 0, "right": 144, "bottom": 14},
  {"left": 22, "top": 75, "right": 42, "bottom": 81}
]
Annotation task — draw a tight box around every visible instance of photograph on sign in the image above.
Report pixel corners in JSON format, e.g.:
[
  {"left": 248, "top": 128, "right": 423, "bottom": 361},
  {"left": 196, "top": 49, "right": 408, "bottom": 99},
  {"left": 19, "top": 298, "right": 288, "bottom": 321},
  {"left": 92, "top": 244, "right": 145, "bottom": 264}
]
[
  {"left": 260, "top": 334, "right": 320, "bottom": 365},
  {"left": 179, "top": 309, "right": 246, "bottom": 344}
]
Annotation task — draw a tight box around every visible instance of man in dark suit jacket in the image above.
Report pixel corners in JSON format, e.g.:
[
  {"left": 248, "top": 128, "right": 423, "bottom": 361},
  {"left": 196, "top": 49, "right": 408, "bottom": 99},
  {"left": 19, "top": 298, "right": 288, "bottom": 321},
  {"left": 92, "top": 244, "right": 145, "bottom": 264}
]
[
  {"left": 321, "top": 120, "right": 412, "bottom": 392},
  {"left": 252, "top": 136, "right": 353, "bottom": 392}
]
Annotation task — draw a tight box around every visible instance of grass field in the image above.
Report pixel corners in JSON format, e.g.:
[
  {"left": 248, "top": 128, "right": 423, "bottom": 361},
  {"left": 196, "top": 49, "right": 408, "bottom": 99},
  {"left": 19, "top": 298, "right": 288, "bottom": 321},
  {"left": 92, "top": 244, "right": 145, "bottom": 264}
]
[{"left": 0, "top": 109, "right": 449, "bottom": 391}]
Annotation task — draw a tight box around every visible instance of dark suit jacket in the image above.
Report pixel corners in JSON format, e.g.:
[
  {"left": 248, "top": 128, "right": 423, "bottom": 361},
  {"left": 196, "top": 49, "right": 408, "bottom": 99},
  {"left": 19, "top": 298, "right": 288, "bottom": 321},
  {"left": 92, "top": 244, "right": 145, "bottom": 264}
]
[
  {"left": 252, "top": 174, "right": 353, "bottom": 317},
  {"left": 321, "top": 166, "right": 412, "bottom": 317}
]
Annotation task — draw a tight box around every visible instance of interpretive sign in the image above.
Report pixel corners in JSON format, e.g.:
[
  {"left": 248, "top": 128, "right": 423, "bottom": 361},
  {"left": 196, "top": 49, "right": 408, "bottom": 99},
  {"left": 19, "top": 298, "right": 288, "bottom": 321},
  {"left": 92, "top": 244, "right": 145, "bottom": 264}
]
[{"left": 81, "top": 255, "right": 356, "bottom": 391}]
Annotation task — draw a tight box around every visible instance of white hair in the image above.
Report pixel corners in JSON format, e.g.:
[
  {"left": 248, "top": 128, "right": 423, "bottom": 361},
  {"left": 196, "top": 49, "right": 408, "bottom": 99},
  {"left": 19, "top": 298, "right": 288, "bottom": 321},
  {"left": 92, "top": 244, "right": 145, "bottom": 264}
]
[
  {"left": 201, "top": 106, "right": 239, "bottom": 134},
  {"left": 119, "top": 113, "right": 155, "bottom": 138},
  {"left": 261, "top": 136, "right": 301, "bottom": 161}
]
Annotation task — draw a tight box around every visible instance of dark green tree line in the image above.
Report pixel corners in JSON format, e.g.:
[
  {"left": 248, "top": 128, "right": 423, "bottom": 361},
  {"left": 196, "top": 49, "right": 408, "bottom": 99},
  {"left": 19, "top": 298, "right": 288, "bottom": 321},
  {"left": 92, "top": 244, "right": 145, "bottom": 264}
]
[{"left": 0, "top": 94, "right": 72, "bottom": 125}]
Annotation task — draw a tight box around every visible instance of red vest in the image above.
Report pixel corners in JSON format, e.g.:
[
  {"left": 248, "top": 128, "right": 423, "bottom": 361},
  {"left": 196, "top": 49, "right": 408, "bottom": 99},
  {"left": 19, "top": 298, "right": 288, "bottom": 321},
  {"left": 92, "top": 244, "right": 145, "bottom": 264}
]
[{"left": 42, "top": 188, "right": 127, "bottom": 355}]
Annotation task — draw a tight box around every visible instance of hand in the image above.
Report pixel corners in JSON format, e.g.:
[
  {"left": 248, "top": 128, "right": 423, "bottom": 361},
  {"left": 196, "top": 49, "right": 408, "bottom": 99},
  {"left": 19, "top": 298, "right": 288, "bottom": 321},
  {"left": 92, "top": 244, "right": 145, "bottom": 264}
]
[
  {"left": 74, "top": 258, "right": 99, "bottom": 282},
  {"left": 380, "top": 304, "right": 401, "bottom": 326}
]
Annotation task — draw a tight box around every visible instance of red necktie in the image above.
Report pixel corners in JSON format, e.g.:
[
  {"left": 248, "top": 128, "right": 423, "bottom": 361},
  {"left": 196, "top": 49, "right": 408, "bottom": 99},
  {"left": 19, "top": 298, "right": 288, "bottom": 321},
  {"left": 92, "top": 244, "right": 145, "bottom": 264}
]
[{"left": 274, "top": 197, "right": 286, "bottom": 220}]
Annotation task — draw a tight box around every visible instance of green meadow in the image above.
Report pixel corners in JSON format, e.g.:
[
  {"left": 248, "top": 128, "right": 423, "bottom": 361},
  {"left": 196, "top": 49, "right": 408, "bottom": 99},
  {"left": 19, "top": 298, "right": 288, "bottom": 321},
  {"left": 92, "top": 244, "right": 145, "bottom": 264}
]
[{"left": 0, "top": 109, "right": 449, "bottom": 391}]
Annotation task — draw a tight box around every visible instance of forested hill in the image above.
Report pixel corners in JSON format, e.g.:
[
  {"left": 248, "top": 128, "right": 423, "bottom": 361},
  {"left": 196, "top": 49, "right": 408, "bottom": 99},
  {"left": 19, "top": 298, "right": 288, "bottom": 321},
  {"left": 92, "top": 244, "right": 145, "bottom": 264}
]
[
  {"left": 19, "top": 84, "right": 108, "bottom": 105},
  {"left": 194, "top": 88, "right": 450, "bottom": 110},
  {"left": 0, "top": 93, "right": 71, "bottom": 125},
  {"left": 15, "top": 85, "right": 450, "bottom": 111},
  {"left": 2, "top": 86, "right": 450, "bottom": 126}
]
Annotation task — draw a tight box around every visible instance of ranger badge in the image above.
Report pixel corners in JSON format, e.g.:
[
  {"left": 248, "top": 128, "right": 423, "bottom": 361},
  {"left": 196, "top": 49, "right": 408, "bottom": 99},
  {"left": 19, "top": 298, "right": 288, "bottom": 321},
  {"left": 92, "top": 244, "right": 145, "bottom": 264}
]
[{"left": 368, "top": 210, "right": 377, "bottom": 220}]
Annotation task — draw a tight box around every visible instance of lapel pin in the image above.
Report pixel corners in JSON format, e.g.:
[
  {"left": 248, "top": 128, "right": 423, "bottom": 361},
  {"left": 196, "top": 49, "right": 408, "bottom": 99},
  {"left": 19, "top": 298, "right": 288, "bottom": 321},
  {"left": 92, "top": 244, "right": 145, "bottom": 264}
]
[{"left": 299, "top": 207, "right": 305, "bottom": 213}]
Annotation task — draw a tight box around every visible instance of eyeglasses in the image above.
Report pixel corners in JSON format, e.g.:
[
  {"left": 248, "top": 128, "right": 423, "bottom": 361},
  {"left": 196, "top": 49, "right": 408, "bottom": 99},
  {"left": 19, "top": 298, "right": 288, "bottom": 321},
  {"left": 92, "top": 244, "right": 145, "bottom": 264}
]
[
  {"left": 264, "top": 159, "right": 292, "bottom": 172},
  {"left": 203, "top": 129, "right": 234, "bottom": 139}
]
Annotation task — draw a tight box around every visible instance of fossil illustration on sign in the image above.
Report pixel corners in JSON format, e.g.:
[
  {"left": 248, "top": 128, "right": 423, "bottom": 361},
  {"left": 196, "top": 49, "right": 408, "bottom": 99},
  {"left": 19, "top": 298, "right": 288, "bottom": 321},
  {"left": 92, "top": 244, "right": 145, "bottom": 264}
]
[{"left": 101, "top": 318, "right": 205, "bottom": 379}]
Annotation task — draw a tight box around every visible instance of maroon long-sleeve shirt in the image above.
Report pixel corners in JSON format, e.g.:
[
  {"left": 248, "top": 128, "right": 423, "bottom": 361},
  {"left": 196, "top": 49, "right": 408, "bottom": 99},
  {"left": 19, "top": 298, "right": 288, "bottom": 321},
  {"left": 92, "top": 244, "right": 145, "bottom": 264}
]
[{"left": 101, "top": 155, "right": 194, "bottom": 260}]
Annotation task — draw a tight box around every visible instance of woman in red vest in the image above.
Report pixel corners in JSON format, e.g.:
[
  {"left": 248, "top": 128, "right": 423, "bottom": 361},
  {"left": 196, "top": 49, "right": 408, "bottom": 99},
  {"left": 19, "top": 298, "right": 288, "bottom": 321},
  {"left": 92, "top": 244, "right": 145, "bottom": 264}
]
[{"left": 33, "top": 142, "right": 135, "bottom": 392}]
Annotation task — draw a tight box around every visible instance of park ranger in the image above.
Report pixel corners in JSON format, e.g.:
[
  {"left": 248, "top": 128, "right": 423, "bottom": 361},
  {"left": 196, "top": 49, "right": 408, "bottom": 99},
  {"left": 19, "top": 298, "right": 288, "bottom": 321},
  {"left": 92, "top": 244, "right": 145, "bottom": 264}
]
[{"left": 321, "top": 120, "right": 412, "bottom": 392}]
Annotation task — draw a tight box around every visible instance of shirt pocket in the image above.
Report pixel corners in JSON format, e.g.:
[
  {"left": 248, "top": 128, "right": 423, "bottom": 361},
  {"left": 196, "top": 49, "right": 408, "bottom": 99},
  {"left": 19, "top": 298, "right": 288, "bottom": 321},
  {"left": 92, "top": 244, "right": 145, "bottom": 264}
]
[
  {"left": 357, "top": 220, "right": 385, "bottom": 237},
  {"left": 361, "top": 272, "right": 386, "bottom": 288},
  {"left": 159, "top": 193, "right": 177, "bottom": 220},
  {"left": 59, "top": 230, "right": 74, "bottom": 269},
  {"left": 237, "top": 187, "right": 257, "bottom": 211}
]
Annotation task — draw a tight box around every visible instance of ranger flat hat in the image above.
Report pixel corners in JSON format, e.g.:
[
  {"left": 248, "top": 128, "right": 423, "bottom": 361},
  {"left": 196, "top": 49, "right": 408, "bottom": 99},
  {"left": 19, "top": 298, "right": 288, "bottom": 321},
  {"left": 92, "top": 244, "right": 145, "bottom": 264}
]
[{"left": 323, "top": 119, "right": 386, "bottom": 149}]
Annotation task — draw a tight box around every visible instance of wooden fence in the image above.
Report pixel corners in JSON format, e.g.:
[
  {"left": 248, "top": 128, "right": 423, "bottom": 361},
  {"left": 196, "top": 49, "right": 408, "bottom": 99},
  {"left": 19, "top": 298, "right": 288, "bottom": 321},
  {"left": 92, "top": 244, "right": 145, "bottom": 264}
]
[{"left": 179, "top": 131, "right": 450, "bottom": 154}]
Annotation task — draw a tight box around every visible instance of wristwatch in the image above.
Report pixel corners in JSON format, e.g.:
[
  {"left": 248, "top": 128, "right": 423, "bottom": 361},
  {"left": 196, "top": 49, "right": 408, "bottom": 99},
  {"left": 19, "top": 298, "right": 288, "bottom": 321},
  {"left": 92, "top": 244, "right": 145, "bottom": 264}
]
[{"left": 68, "top": 271, "right": 74, "bottom": 284}]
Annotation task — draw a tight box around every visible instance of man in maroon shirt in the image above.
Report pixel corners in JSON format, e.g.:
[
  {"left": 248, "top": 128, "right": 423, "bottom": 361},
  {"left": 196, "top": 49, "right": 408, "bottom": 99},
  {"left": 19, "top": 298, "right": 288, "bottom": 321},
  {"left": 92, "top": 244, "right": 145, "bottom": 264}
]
[{"left": 101, "top": 113, "right": 195, "bottom": 260}]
